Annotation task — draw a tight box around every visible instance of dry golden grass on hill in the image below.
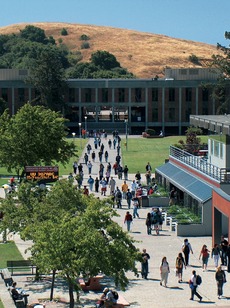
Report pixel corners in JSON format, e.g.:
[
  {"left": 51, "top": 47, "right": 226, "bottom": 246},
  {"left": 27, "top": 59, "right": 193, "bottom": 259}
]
[{"left": 0, "top": 22, "right": 219, "bottom": 78}]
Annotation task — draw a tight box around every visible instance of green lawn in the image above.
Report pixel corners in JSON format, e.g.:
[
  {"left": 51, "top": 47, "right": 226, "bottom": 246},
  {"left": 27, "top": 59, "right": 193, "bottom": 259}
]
[
  {"left": 0, "top": 299, "right": 4, "bottom": 308},
  {"left": 0, "top": 241, "right": 24, "bottom": 269},
  {"left": 121, "top": 136, "right": 208, "bottom": 173}
]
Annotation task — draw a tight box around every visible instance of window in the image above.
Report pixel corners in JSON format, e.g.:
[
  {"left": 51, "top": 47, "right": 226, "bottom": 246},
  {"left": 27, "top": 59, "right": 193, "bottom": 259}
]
[
  {"left": 202, "top": 101, "right": 209, "bottom": 114},
  {"left": 152, "top": 108, "right": 158, "bottom": 121},
  {"left": 185, "top": 102, "right": 192, "bottom": 121},
  {"left": 85, "top": 88, "right": 92, "bottom": 103},
  {"left": 169, "top": 88, "right": 175, "bottom": 102},
  {"left": 135, "top": 88, "right": 142, "bottom": 102},
  {"left": 68, "top": 88, "right": 75, "bottom": 102},
  {"left": 185, "top": 88, "right": 192, "bottom": 102},
  {"left": 168, "top": 107, "right": 175, "bottom": 121},
  {"left": 1, "top": 88, "right": 8, "bottom": 102},
  {"left": 102, "top": 88, "right": 108, "bottom": 103},
  {"left": 118, "top": 88, "right": 125, "bottom": 102},
  {"left": 152, "top": 88, "right": 158, "bottom": 101},
  {"left": 18, "top": 88, "right": 25, "bottom": 102},
  {"left": 202, "top": 88, "right": 209, "bottom": 101}
]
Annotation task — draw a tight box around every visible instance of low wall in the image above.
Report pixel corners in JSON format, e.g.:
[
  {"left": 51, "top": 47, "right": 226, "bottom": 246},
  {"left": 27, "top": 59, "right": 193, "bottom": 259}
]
[
  {"left": 149, "top": 197, "right": 169, "bottom": 207},
  {"left": 177, "top": 223, "right": 211, "bottom": 236}
]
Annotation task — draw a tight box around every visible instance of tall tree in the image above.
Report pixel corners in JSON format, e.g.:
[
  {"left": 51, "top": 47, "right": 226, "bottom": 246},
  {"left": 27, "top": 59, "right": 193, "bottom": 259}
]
[
  {"left": 0, "top": 181, "right": 141, "bottom": 308},
  {"left": 211, "top": 32, "right": 230, "bottom": 114},
  {"left": 0, "top": 103, "right": 76, "bottom": 178}
]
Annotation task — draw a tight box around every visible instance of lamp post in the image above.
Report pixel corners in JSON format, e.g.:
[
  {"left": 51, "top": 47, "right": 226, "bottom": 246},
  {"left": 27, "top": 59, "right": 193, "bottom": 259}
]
[
  {"left": 78, "top": 122, "right": 82, "bottom": 149},
  {"left": 72, "top": 132, "right": 76, "bottom": 142},
  {"left": 84, "top": 116, "right": 87, "bottom": 132},
  {"left": 125, "top": 119, "right": 128, "bottom": 151}
]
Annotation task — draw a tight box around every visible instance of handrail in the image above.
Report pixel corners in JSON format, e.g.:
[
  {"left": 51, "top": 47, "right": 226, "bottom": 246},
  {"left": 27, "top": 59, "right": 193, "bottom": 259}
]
[{"left": 169, "top": 146, "right": 230, "bottom": 183}]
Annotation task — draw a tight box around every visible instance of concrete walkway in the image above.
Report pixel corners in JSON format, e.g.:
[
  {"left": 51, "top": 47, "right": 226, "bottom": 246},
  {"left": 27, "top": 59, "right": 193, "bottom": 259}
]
[{"left": 1, "top": 135, "right": 230, "bottom": 307}]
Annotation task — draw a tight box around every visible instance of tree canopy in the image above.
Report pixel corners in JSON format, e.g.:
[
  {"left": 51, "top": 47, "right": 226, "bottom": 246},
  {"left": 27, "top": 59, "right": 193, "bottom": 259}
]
[
  {"left": 210, "top": 31, "right": 230, "bottom": 114},
  {"left": 0, "top": 103, "right": 76, "bottom": 178},
  {"left": 0, "top": 180, "right": 140, "bottom": 307}
]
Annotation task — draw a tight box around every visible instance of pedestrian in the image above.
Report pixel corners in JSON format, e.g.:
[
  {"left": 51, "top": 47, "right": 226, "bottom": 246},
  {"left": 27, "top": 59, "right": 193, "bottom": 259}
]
[
  {"left": 92, "top": 151, "right": 96, "bottom": 162},
  {"left": 145, "top": 212, "right": 152, "bottom": 235},
  {"left": 150, "top": 208, "right": 161, "bottom": 235},
  {"left": 87, "top": 175, "right": 94, "bottom": 191},
  {"left": 73, "top": 161, "right": 78, "bottom": 174},
  {"left": 135, "top": 171, "right": 141, "bottom": 182},
  {"left": 199, "top": 244, "right": 210, "bottom": 271},
  {"left": 145, "top": 170, "right": 151, "bottom": 185},
  {"left": 107, "top": 162, "right": 112, "bottom": 173},
  {"left": 215, "top": 265, "right": 226, "bottom": 299},
  {"left": 117, "top": 165, "right": 123, "bottom": 180},
  {"left": 133, "top": 198, "right": 140, "bottom": 218},
  {"left": 175, "top": 252, "right": 186, "bottom": 283},
  {"left": 169, "top": 186, "right": 176, "bottom": 206},
  {"left": 87, "top": 161, "right": 92, "bottom": 174},
  {"left": 220, "top": 235, "right": 228, "bottom": 266},
  {"left": 94, "top": 138, "right": 98, "bottom": 149},
  {"left": 113, "top": 162, "right": 118, "bottom": 175},
  {"left": 87, "top": 143, "right": 91, "bottom": 154},
  {"left": 109, "top": 177, "right": 116, "bottom": 195},
  {"left": 182, "top": 238, "right": 193, "bottom": 266},
  {"left": 136, "top": 184, "right": 143, "bottom": 208},
  {"left": 141, "top": 249, "right": 150, "bottom": 279},
  {"left": 123, "top": 165, "right": 129, "bottom": 180},
  {"left": 76, "top": 174, "right": 82, "bottom": 189},
  {"left": 108, "top": 139, "right": 112, "bottom": 149},
  {"left": 126, "top": 189, "right": 132, "bottom": 209},
  {"left": 105, "top": 170, "right": 110, "bottom": 183},
  {"left": 84, "top": 153, "right": 88, "bottom": 165},
  {"left": 189, "top": 270, "right": 202, "bottom": 302},
  {"left": 113, "top": 138, "right": 116, "bottom": 149},
  {"left": 100, "top": 178, "right": 107, "bottom": 196},
  {"left": 78, "top": 163, "right": 83, "bottom": 174},
  {"left": 124, "top": 211, "right": 133, "bottom": 232},
  {"left": 212, "top": 243, "right": 221, "bottom": 269},
  {"left": 130, "top": 180, "right": 137, "bottom": 197},
  {"left": 121, "top": 180, "right": 128, "bottom": 199},
  {"left": 98, "top": 150, "right": 103, "bottom": 163},
  {"left": 116, "top": 155, "right": 121, "bottom": 165},
  {"left": 104, "top": 150, "right": 109, "bottom": 162},
  {"left": 160, "top": 256, "right": 170, "bottom": 287},
  {"left": 145, "top": 162, "right": 152, "bottom": 173},
  {"left": 115, "top": 187, "right": 122, "bottom": 208},
  {"left": 117, "top": 144, "right": 121, "bottom": 155},
  {"left": 83, "top": 185, "right": 89, "bottom": 196},
  {"left": 95, "top": 177, "right": 99, "bottom": 193}
]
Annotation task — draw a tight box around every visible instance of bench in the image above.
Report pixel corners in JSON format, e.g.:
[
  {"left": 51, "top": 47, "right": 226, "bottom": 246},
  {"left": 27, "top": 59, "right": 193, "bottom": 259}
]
[
  {"left": 112, "top": 294, "right": 130, "bottom": 307},
  {"left": 1, "top": 268, "right": 13, "bottom": 286},
  {"left": 7, "top": 260, "right": 36, "bottom": 275},
  {"left": 78, "top": 275, "right": 103, "bottom": 291}
]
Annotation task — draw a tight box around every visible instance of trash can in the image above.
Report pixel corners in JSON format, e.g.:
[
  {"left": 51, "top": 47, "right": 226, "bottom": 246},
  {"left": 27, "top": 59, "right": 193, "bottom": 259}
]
[{"left": 141, "top": 196, "right": 149, "bottom": 207}]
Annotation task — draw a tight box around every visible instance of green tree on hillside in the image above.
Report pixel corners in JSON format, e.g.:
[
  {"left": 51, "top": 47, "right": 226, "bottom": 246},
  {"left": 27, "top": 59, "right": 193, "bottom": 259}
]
[
  {"left": 0, "top": 103, "right": 75, "bottom": 179},
  {"left": 91, "top": 50, "right": 121, "bottom": 70},
  {"left": 210, "top": 31, "right": 230, "bottom": 114}
]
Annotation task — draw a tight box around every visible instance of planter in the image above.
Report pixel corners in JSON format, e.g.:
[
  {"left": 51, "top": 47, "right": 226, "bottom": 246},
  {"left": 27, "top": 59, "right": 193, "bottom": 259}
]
[{"left": 149, "top": 196, "right": 169, "bottom": 207}]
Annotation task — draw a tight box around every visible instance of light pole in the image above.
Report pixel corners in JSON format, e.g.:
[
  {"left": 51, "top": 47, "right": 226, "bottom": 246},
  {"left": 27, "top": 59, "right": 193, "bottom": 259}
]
[
  {"left": 72, "top": 132, "right": 76, "bottom": 142},
  {"left": 78, "top": 122, "right": 82, "bottom": 149},
  {"left": 84, "top": 116, "right": 87, "bottom": 132},
  {"left": 125, "top": 119, "right": 128, "bottom": 151}
]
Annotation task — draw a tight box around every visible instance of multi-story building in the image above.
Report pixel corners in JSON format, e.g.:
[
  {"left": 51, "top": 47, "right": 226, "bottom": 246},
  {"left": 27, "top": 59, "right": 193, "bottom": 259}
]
[
  {"left": 0, "top": 68, "right": 221, "bottom": 135},
  {"left": 155, "top": 115, "right": 230, "bottom": 243}
]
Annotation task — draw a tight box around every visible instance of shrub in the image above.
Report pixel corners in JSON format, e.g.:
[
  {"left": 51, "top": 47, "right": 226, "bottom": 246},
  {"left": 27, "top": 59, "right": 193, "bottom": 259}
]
[
  {"left": 145, "top": 129, "right": 155, "bottom": 136},
  {"left": 81, "top": 42, "right": 90, "bottom": 49},
  {"left": 61, "top": 28, "right": 68, "bottom": 36},
  {"left": 189, "top": 54, "right": 200, "bottom": 65},
  {"left": 58, "top": 38, "right": 63, "bottom": 44},
  {"left": 80, "top": 34, "right": 90, "bottom": 41}
]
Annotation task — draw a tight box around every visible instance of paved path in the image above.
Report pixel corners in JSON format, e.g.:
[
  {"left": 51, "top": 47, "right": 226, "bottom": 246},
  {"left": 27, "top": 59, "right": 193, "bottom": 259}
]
[{"left": 1, "top": 135, "right": 230, "bottom": 307}]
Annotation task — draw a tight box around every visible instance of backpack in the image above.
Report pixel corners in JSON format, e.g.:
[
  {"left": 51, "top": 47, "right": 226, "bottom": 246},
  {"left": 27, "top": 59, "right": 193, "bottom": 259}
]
[
  {"left": 112, "top": 290, "right": 119, "bottom": 300},
  {"left": 183, "top": 244, "right": 190, "bottom": 254},
  {"left": 196, "top": 275, "right": 202, "bottom": 285},
  {"left": 116, "top": 191, "right": 122, "bottom": 199}
]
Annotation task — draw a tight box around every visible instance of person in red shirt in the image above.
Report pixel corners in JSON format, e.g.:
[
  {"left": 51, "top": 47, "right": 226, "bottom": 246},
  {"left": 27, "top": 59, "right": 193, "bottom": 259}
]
[
  {"left": 83, "top": 186, "right": 89, "bottom": 196},
  {"left": 124, "top": 211, "right": 133, "bottom": 232}
]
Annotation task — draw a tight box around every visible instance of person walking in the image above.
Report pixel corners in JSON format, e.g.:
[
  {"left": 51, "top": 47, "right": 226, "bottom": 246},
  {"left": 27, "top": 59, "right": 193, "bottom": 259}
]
[
  {"left": 87, "top": 175, "right": 94, "bottom": 192},
  {"left": 175, "top": 252, "right": 186, "bottom": 283},
  {"left": 121, "top": 180, "right": 128, "bottom": 199},
  {"left": 160, "top": 256, "right": 170, "bottom": 287},
  {"left": 212, "top": 243, "right": 221, "bottom": 269},
  {"left": 145, "top": 212, "right": 152, "bottom": 235},
  {"left": 100, "top": 178, "right": 107, "bottom": 196},
  {"left": 199, "top": 244, "right": 210, "bottom": 271},
  {"left": 108, "top": 139, "right": 112, "bottom": 149},
  {"left": 123, "top": 165, "right": 129, "bottom": 180},
  {"left": 115, "top": 188, "right": 122, "bottom": 208},
  {"left": 126, "top": 189, "right": 132, "bottom": 209},
  {"left": 133, "top": 198, "right": 140, "bottom": 218},
  {"left": 215, "top": 265, "right": 226, "bottom": 299},
  {"left": 189, "top": 270, "right": 202, "bottom": 302},
  {"left": 141, "top": 249, "right": 150, "bottom": 279},
  {"left": 182, "top": 238, "right": 193, "bottom": 266},
  {"left": 95, "top": 177, "right": 99, "bottom": 193},
  {"left": 84, "top": 153, "right": 89, "bottom": 165},
  {"left": 73, "top": 161, "right": 78, "bottom": 174},
  {"left": 87, "top": 161, "right": 92, "bottom": 175},
  {"left": 124, "top": 211, "right": 133, "bottom": 232},
  {"left": 130, "top": 180, "right": 137, "bottom": 197},
  {"left": 109, "top": 177, "right": 116, "bottom": 195},
  {"left": 104, "top": 150, "right": 109, "bottom": 162}
]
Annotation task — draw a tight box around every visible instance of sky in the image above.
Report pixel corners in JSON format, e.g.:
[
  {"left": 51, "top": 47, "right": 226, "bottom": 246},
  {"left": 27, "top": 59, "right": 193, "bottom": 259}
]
[{"left": 1, "top": 0, "right": 229, "bottom": 46}]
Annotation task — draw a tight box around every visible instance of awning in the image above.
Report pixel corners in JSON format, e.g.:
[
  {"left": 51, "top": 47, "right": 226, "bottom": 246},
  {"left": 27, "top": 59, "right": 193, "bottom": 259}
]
[{"left": 156, "top": 162, "right": 212, "bottom": 203}]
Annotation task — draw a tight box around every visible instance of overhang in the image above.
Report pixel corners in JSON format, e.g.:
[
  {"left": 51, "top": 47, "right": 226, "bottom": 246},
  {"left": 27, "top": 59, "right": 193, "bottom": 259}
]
[{"left": 156, "top": 162, "right": 212, "bottom": 203}]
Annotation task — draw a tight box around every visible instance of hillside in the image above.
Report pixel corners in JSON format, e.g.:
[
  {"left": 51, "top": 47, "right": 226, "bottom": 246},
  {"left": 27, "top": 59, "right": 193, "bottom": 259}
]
[{"left": 0, "top": 22, "right": 218, "bottom": 78}]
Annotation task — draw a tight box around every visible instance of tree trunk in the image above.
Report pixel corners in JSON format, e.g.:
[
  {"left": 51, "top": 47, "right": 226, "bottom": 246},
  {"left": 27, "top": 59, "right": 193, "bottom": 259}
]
[
  {"left": 50, "top": 269, "right": 56, "bottom": 301},
  {"left": 68, "top": 277, "right": 75, "bottom": 308}
]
